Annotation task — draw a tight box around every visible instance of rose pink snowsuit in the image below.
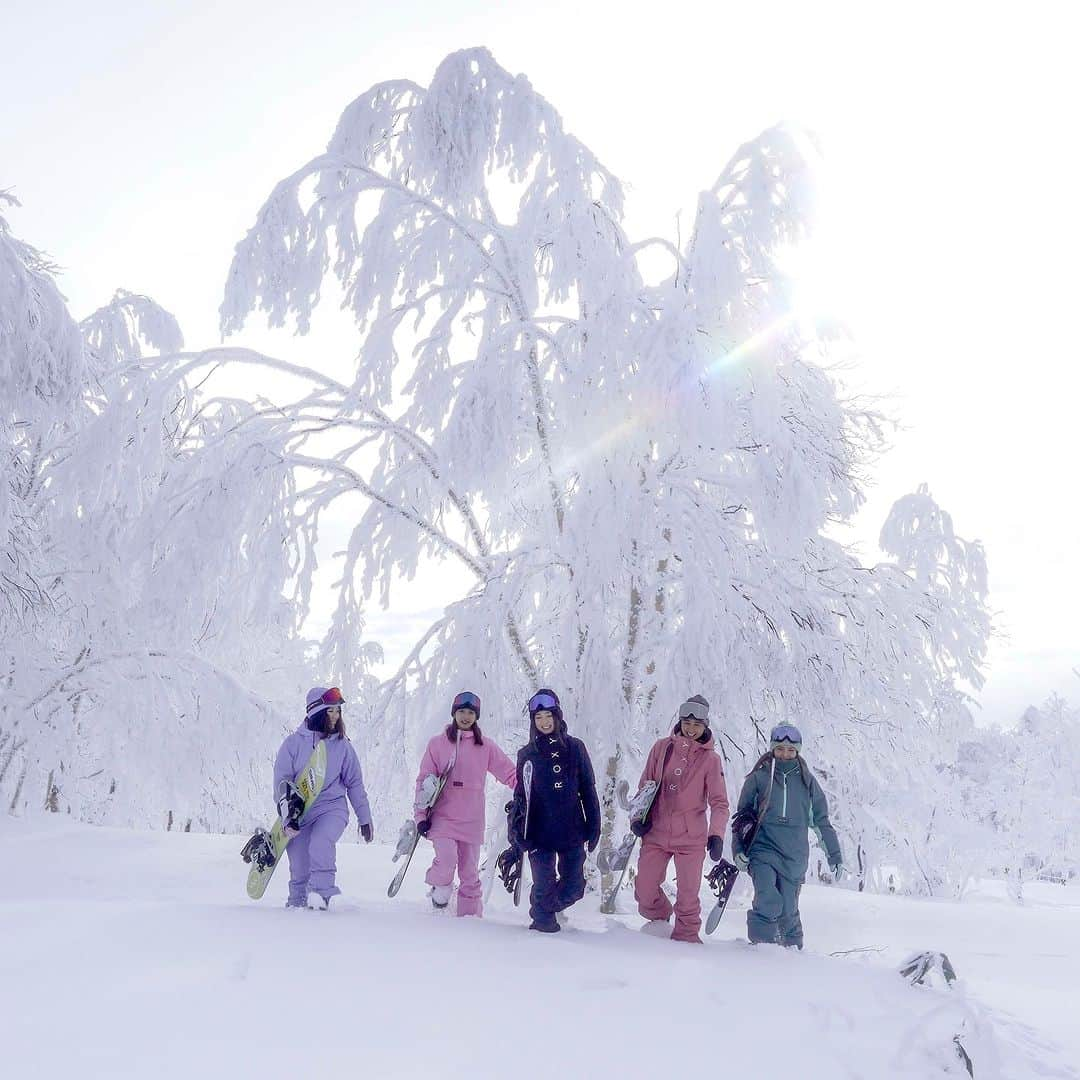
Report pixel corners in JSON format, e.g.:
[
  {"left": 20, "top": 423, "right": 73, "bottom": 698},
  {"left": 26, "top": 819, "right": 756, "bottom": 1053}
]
[
  {"left": 414, "top": 729, "right": 516, "bottom": 916},
  {"left": 634, "top": 731, "right": 730, "bottom": 942}
]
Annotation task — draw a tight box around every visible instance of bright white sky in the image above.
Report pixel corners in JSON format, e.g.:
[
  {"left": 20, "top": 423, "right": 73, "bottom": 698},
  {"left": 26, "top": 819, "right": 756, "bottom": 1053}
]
[{"left": 3, "top": 0, "right": 1077, "bottom": 724}]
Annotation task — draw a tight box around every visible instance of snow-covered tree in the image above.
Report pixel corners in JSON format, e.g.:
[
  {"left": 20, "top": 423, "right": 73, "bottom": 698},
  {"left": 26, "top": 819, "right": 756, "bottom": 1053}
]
[
  {"left": 4, "top": 49, "right": 1000, "bottom": 896},
  {"left": 1, "top": 200, "right": 313, "bottom": 828},
  {"left": 956, "top": 691, "right": 1080, "bottom": 901},
  {"left": 220, "top": 47, "right": 993, "bottom": 889}
]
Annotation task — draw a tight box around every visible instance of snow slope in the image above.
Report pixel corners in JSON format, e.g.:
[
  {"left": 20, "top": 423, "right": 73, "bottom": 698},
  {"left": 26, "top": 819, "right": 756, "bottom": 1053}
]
[{"left": 2, "top": 816, "right": 1076, "bottom": 1080}]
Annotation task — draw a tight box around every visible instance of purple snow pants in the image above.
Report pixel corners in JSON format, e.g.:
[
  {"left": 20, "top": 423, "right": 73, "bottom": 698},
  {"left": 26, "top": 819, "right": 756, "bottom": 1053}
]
[{"left": 286, "top": 807, "right": 348, "bottom": 905}]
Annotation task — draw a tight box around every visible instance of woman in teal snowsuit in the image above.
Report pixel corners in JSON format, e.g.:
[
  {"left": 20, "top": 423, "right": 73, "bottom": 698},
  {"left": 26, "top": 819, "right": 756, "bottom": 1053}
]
[{"left": 732, "top": 723, "right": 842, "bottom": 948}]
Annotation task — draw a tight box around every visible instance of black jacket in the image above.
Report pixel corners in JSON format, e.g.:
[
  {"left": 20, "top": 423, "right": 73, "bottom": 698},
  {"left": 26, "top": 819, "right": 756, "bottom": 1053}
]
[{"left": 509, "top": 731, "right": 601, "bottom": 852}]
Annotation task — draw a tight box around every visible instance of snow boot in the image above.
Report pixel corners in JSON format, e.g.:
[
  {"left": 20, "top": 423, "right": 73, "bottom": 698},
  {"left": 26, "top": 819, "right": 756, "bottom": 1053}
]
[
  {"left": 306, "top": 892, "right": 330, "bottom": 911},
  {"left": 640, "top": 918, "right": 672, "bottom": 938}
]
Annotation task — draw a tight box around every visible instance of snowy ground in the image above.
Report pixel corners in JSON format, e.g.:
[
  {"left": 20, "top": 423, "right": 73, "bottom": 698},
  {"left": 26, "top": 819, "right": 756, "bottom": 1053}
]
[{"left": 2, "top": 816, "right": 1077, "bottom": 1080}]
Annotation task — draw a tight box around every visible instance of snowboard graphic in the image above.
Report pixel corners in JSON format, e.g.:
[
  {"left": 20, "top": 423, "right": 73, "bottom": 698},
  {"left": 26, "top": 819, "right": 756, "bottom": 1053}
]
[{"left": 241, "top": 740, "right": 328, "bottom": 900}]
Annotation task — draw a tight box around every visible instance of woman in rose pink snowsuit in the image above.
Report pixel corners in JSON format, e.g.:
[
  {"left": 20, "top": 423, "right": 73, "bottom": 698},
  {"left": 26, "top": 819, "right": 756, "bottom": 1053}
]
[
  {"left": 633, "top": 695, "right": 730, "bottom": 943},
  {"left": 414, "top": 690, "right": 517, "bottom": 917}
]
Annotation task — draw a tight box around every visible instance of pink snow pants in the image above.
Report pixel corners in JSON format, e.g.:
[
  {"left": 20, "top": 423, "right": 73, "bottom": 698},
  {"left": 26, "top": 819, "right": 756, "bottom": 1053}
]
[
  {"left": 425, "top": 837, "right": 483, "bottom": 917},
  {"left": 635, "top": 841, "right": 707, "bottom": 942}
]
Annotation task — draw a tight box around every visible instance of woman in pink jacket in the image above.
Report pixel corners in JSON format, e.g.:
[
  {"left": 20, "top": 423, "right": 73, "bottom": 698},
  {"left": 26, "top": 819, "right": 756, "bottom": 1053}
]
[
  {"left": 633, "top": 695, "right": 730, "bottom": 943},
  {"left": 414, "top": 690, "right": 517, "bottom": 917}
]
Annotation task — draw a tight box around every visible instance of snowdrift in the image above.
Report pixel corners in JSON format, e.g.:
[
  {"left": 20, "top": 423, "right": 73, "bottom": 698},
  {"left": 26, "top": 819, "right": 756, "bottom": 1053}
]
[{"left": 2, "top": 817, "right": 1075, "bottom": 1080}]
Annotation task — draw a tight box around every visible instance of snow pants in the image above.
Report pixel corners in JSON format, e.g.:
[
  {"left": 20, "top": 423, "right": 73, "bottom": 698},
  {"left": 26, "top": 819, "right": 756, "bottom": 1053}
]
[
  {"left": 528, "top": 845, "right": 587, "bottom": 929},
  {"left": 425, "top": 837, "right": 483, "bottom": 917},
  {"left": 286, "top": 808, "right": 347, "bottom": 905},
  {"left": 747, "top": 861, "right": 803, "bottom": 946},
  {"left": 635, "top": 840, "right": 707, "bottom": 942}
]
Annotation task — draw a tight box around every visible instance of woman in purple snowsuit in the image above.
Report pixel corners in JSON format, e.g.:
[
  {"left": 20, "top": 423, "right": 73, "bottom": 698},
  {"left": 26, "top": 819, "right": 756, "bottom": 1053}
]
[{"left": 274, "top": 686, "right": 373, "bottom": 909}]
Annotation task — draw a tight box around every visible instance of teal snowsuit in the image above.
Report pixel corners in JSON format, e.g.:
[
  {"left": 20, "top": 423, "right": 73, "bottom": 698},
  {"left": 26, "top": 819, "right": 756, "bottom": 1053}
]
[{"left": 733, "top": 757, "right": 842, "bottom": 947}]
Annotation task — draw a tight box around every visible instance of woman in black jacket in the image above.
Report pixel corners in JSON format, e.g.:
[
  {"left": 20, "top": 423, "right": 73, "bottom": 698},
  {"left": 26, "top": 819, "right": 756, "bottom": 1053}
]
[{"left": 508, "top": 689, "right": 601, "bottom": 933}]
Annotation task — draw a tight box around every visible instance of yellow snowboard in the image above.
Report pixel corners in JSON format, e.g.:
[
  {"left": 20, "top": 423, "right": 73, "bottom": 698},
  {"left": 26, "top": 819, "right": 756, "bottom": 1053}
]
[{"left": 242, "top": 740, "right": 327, "bottom": 900}]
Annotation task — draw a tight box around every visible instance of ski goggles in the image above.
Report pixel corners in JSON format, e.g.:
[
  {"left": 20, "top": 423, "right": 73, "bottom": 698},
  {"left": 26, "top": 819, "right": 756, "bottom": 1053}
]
[
  {"left": 678, "top": 700, "right": 709, "bottom": 722},
  {"left": 451, "top": 691, "right": 481, "bottom": 714},
  {"left": 306, "top": 686, "right": 344, "bottom": 720},
  {"left": 527, "top": 691, "right": 559, "bottom": 714},
  {"left": 769, "top": 723, "right": 802, "bottom": 745}
]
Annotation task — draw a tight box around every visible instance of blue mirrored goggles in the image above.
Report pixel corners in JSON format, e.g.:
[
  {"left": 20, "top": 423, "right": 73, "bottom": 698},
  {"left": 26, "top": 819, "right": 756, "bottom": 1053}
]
[
  {"left": 528, "top": 692, "right": 558, "bottom": 713},
  {"left": 770, "top": 724, "right": 802, "bottom": 745},
  {"left": 452, "top": 691, "right": 481, "bottom": 713}
]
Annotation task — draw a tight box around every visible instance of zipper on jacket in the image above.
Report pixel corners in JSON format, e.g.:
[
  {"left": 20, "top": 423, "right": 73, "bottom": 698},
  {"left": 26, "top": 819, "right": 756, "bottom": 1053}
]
[{"left": 781, "top": 773, "right": 788, "bottom": 819}]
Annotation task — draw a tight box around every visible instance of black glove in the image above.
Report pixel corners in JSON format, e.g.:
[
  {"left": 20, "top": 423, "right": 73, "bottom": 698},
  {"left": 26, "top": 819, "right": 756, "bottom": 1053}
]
[
  {"left": 629, "top": 819, "right": 650, "bottom": 839},
  {"left": 587, "top": 834, "right": 600, "bottom": 854},
  {"left": 497, "top": 846, "right": 522, "bottom": 894},
  {"left": 416, "top": 819, "right": 431, "bottom": 836},
  {"left": 360, "top": 822, "right": 373, "bottom": 844},
  {"left": 707, "top": 835, "right": 724, "bottom": 862}
]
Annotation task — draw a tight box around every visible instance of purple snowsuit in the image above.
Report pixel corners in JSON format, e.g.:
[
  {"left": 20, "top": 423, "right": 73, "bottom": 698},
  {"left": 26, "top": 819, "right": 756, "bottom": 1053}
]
[{"left": 274, "top": 724, "right": 372, "bottom": 905}]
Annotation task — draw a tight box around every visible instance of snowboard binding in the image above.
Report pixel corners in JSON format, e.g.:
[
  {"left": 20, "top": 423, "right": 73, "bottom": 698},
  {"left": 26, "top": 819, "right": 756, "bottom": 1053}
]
[
  {"left": 276, "top": 780, "right": 305, "bottom": 832},
  {"left": 496, "top": 846, "right": 522, "bottom": 894},
  {"left": 392, "top": 819, "right": 418, "bottom": 862},
  {"left": 705, "top": 858, "right": 738, "bottom": 897},
  {"left": 241, "top": 828, "right": 277, "bottom": 872},
  {"left": 596, "top": 833, "right": 635, "bottom": 874}
]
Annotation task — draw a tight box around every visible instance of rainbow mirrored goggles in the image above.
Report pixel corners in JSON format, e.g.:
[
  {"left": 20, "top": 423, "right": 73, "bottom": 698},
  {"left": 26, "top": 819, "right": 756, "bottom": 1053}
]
[{"left": 319, "top": 687, "right": 344, "bottom": 707}]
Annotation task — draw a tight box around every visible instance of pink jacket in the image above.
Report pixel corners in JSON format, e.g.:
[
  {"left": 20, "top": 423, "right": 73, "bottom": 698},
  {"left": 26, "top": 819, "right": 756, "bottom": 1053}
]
[
  {"left": 414, "top": 729, "right": 517, "bottom": 845},
  {"left": 638, "top": 732, "right": 730, "bottom": 851}
]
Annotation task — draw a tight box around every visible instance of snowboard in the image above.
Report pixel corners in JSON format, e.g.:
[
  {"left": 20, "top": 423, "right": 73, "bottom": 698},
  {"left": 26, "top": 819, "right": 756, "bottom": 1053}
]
[
  {"left": 703, "top": 858, "right": 739, "bottom": 934},
  {"left": 241, "top": 739, "right": 328, "bottom": 900},
  {"left": 704, "top": 759, "right": 776, "bottom": 931},
  {"left": 388, "top": 740, "right": 459, "bottom": 899},
  {"left": 599, "top": 779, "right": 660, "bottom": 914},
  {"left": 513, "top": 761, "right": 533, "bottom": 907}
]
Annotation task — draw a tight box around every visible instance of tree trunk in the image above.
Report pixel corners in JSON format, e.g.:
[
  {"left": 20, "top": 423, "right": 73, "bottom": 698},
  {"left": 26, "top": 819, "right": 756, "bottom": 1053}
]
[{"left": 599, "top": 747, "right": 622, "bottom": 899}]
